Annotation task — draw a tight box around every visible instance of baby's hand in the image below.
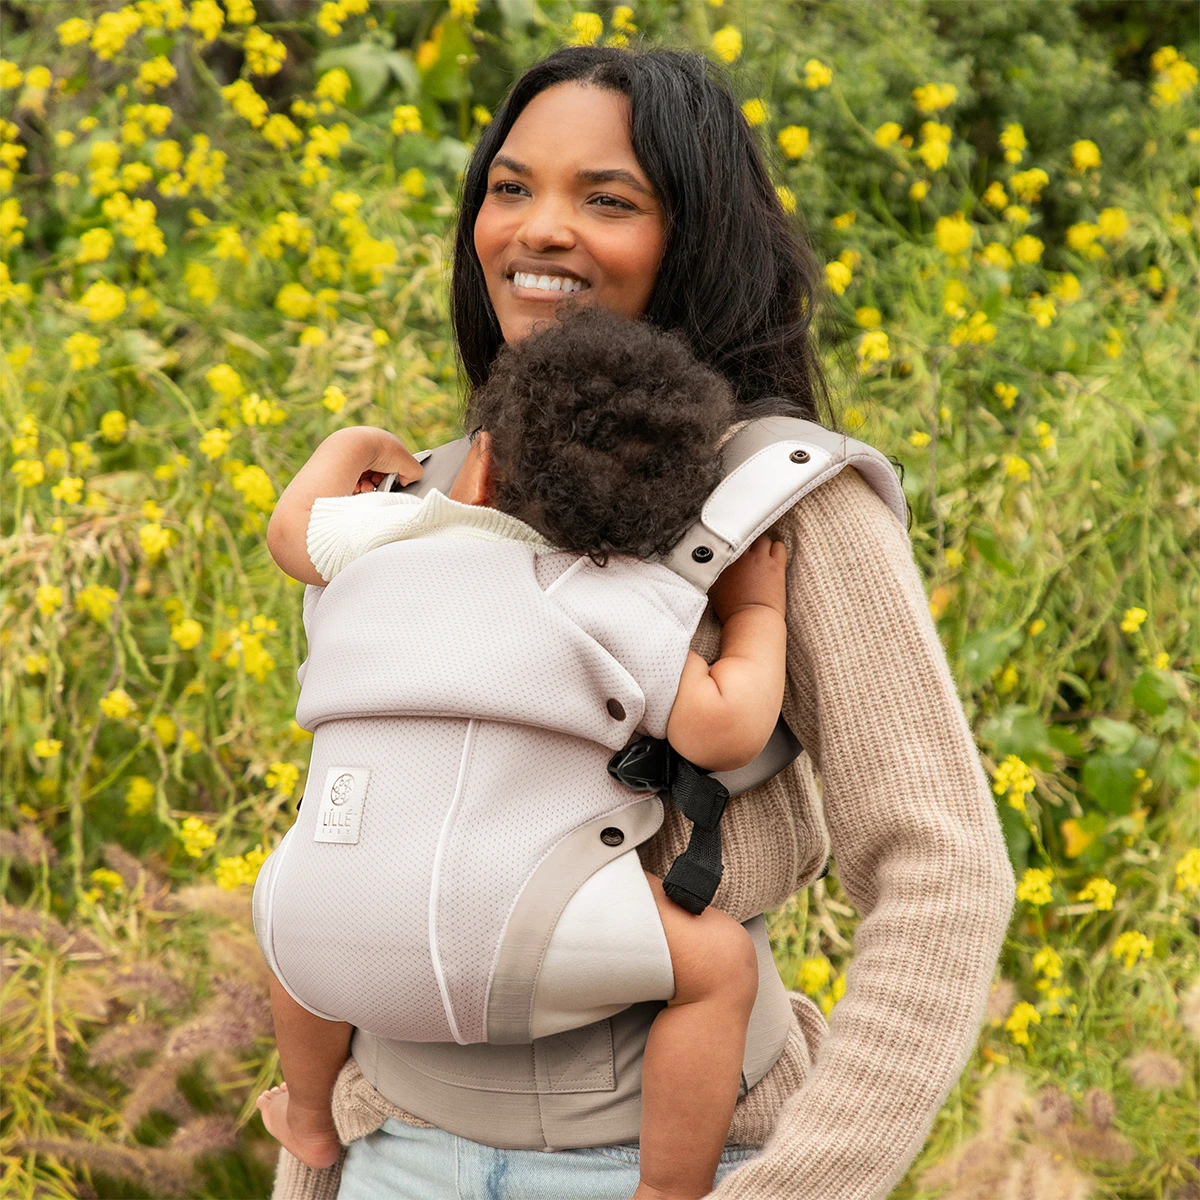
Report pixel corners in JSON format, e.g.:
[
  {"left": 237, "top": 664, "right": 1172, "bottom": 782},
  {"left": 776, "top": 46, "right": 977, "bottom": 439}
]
[{"left": 709, "top": 535, "right": 787, "bottom": 623}]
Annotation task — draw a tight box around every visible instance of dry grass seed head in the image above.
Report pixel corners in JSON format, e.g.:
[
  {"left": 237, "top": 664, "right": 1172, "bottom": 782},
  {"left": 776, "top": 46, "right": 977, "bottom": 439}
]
[
  {"left": 1084, "top": 1086, "right": 1115, "bottom": 1131},
  {"left": 1178, "top": 977, "right": 1200, "bottom": 1043},
  {"left": 977, "top": 1071, "right": 1032, "bottom": 1142},
  {"left": 0, "top": 824, "right": 59, "bottom": 867},
  {"left": 88, "top": 1020, "right": 166, "bottom": 1066},
  {"left": 167, "top": 1114, "right": 239, "bottom": 1158},
  {"left": 1001, "top": 1142, "right": 1094, "bottom": 1200},
  {"left": 20, "top": 1137, "right": 195, "bottom": 1198},
  {"left": 1124, "top": 1049, "right": 1185, "bottom": 1089},
  {"left": 1031, "top": 1084, "right": 1074, "bottom": 1134},
  {"left": 986, "top": 977, "right": 1017, "bottom": 1024}
]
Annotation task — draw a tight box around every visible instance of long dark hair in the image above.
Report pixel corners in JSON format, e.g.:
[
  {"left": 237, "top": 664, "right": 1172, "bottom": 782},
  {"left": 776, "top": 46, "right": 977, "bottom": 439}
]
[{"left": 451, "top": 46, "right": 835, "bottom": 425}]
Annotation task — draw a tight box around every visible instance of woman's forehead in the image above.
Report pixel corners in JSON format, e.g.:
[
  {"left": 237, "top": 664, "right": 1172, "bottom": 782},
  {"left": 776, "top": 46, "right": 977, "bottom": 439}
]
[{"left": 495, "top": 84, "right": 645, "bottom": 179}]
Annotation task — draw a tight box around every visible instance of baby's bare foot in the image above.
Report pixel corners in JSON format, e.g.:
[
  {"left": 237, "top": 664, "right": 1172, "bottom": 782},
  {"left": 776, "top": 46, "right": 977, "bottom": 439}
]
[{"left": 256, "top": 1083, "right": 342, "bottom": 1170}]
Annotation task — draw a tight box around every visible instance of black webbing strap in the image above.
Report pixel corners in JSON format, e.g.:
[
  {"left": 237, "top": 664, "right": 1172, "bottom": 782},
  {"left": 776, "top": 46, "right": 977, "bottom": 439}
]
[{"left": 608, "top": 738, "right": 731, "bottom": 915}]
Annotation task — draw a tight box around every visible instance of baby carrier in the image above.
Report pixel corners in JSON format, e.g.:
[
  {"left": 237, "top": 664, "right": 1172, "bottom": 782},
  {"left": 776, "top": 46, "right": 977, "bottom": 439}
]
[{"left": 252, "top": 417, "right": 907, "bottom": 1057}]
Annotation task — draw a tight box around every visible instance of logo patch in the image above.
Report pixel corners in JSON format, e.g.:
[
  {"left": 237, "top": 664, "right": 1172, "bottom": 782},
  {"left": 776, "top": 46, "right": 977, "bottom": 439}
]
[{"left": 313, "top": 767, "right": 369, "bottom": 844}]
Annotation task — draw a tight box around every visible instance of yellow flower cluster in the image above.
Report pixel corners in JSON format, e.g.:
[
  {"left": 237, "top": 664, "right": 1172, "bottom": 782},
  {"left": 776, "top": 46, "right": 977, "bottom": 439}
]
[
  {"left": 711, "top": 25, "right": 742, "bottom": 64},
  {"left": 917, "top": 120, "right": 952, "bottom": 171},
  {"left": 934, "top": 212, "right": 972, "bottom": 256},
  {"left": 949, "top": 310, "right": 996, "bottom": 346},
  {"left": 76, "top": 584, "right": 118, "bottom": 622},
  {"left": 100, "top": 687, "right": 138, "bottom": 719},
  {"left": 999, "top": 123, "right": 1026, "bottom": 164},
  {"left": 804, "top": 59, "right": 832, "bottom": 90},
  {"left": 232, "top": 464, "right": 276, "bottom": 511},
  {"left": 1005, "top": 1000, "right": 1041, "bottom": 1045},
  {"left": 92, "top": 7, "right": 143, "bottom": 60},
  {"left": 215, "top": 845, "right": 268, "bottom": 889},
  {"left": 126, "top": 775, "right": 155, "bottom": 816},
  {"left": 391, "top": 104, "right": 422, "bottom": 135},
  {"left": 912, "top": 82, "right": 957, "bottom": 113},
  {"left": 214, "top": 614, "right": 278, "bottom": 681},
  {"left": 1074, "top": 877, "right": 1116, "bottom": 910},
  {"left": 1150, "top": 47, "right": 1197, "bottom": 107},
  {"left": 245, "top": 27, "right": 287, "bottom": 76},
  {"left": 266, "top": 761, "right": 300, "bottom": 794},
  {"left": 1175, "top": 848, "right": 1200, "bottom": 895},
  {"left": 1016, "top": 865, "right": 1054, "bottom": 905},
  {"left": 179, "top": 815, "right": 217, "bottom": 857},
  {"left": 992, "top": 754, "right": 1035, "bottom": 808},
  {"left": 1120, "top": 606, "right": 1147, "bottom": 633},
  {"left": 1110, "top": 930, "right": 1153, "bottom": 969},
  {"left": 171, "top": 618, "right": 204, "bottom": 650}
]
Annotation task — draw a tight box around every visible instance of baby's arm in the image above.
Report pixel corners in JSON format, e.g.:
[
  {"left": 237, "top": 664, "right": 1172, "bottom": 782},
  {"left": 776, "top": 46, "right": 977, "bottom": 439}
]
[
  {"left": 665, "top": 535, "right": 787, "bottom": 773},
  {"left": 266, "top": 426, "right": 423, "bottom": 585}
]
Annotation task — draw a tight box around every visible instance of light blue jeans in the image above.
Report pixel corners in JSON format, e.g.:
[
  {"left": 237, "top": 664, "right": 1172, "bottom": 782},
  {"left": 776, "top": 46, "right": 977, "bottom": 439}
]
[{"left": 338, "top": 1117, "right": 759, "bottom": 1199}]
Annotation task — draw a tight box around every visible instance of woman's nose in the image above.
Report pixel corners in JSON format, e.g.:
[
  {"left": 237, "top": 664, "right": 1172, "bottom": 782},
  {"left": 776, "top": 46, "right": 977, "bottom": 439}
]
[{"left": 516, "top": 195, "right": 576, "bottom": 252}]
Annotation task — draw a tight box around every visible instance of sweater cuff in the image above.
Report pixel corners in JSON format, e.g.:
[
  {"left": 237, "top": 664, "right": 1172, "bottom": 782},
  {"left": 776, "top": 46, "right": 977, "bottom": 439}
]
[
  {"left": 306, "top": 491, "right": 421, "bottom": 582},
  {"left": 270, "top": 1147, "right": 345, "bottom": 1200}
]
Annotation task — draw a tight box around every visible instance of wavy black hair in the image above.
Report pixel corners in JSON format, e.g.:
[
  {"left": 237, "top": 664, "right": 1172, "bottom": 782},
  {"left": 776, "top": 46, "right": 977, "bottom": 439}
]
[
  {"left": 451, "top": 45, "right": 834, "bottom": 425},
  {"left": 467, "top": 306, "right": 735, "bottom": 564}
]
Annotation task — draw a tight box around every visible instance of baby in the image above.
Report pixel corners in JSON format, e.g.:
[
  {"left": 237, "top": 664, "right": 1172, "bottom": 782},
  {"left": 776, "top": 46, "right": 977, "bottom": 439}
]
[{"left": 256, "top": 308, "right": 787, "bottom": 1200}]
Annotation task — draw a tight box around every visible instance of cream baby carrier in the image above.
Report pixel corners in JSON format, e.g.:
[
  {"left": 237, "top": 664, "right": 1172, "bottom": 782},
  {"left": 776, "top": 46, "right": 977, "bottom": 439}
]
[{"left": 252, "top": 417, "right": 907, "bottom": 1053}]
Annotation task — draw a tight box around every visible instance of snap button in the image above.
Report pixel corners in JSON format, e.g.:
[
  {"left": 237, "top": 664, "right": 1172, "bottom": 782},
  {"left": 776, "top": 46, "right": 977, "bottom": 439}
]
[
  {"left": 600, "top": 827, "right": 624, "bottom": 847},
  {"left": 606, "top": 699, "right": 626, "bottom": 721},
  {"left": 691, "top": 546, "right": 713, "bottom": 563},
  {"left": 790, "top": 448, "right": 810, "bottom": 464}
]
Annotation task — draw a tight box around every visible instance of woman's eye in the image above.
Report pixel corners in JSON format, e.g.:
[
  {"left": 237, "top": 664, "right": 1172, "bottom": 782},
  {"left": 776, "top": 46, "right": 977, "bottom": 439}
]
[
  {"left": 489, "top": 181, "right": 526, "bottom": 196},
  {"left": 591, "top": 194, "right": 633, "bottom": 210}
]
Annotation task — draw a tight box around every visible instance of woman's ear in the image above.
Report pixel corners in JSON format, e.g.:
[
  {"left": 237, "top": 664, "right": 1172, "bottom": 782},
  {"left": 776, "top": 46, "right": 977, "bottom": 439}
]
[{"left": 448, "top": 431, "right": 494, "bottom": 506}]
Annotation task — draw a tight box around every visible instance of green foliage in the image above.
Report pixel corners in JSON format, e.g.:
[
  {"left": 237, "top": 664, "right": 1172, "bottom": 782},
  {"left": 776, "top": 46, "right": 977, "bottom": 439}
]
[{"left": 1, "top": 2, "right": 1197, "bottom": 1198}]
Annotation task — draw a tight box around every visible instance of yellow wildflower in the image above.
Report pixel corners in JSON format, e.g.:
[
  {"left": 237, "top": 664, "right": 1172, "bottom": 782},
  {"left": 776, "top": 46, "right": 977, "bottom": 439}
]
[
  {"left": 80, "top": 280, "right": 127, "bottom": 322},
  {"left": 1032, "top": 945, "right": 1062, "bottom": 979},
  {"left": 222, "top": 79, "right": 268, "bottom": 128},
  {"left": 166, "top": 620, "right": 203, "bottom": 654},
  {"left": 857, "top": 330, "right": 890, "bottom": 365},
  {"left": 139, "top": 522, "right": 176, "bottom": 559},
  {"left": 185, "top": 262, "right": 218, "bottom": 305},
  {"left": 909, "top": 180, "right": 928, "bottom": 200},
  {"left": 262, "top": 113, "right": 302, "bottom": 150},
  {"left": 316, "top": 68, "right": 352, "bottom": 105},
  {"left": 1004, "top": 205, "right": 1030, "bottom": 224},
  {"left": 91, "top": 8, "right": 143, "bottom": 59},
  {"left": 1052, "top": 273, "right": 1080, "bottom": 303},
  {"left": 137, "top": 55, "right": 177, "bottom": 93},
  {"left": 1120, "top": 607, "right": 1147, "bottom": 633},
  {"left": 1026, "top": 293, "right": 1056, "bottom": 327},
  {"left": 24, "top": 653, "right": 50, "bottom": 675},
  {"left": 1066, "top": 221, "right": 1099, "bottom": 252},
  {"left": 741, "top": 98, "right": 767, "bottom": 127},
  {"left": 125, "top": 775, "right": 155, "bottom": 815},
  {"left": 401, "top": 167, "right": 426, "bottom": 198},
  {"left": 33, "top": 738, "right": 62, "bottom": 758},
  {"left": 199, "top": 428, "right": 232, "bottom": 460},
  {"left": 831, "top": 211, "right": 855, "bottom": 230},
  {"left": 152, "top": 714, "right": 177, "bottom": 746},
  {"left": 873, "top": 121, "right": 901, "bottom": 149},
  {"left": 1097, "top": 207, "right": 1128, "bottom": 241},
  {"left": 37, "top": 584, "right": 65, "bottom": 615},
  {"left": 934, "top": 212, "right": 972, "bottom": 256},
  {"left": 1009, "top": 168, "right": 1048, "bottom": 202},
  {"left": 232, "top": 464, "right": 275, "bottom": 511},
  {"left": 795, "top": 955, "right": 831, "bottom": 995},
  {"left": 1175, "top": 848, "right": 1200, "bottom": 894},
  {"left": 993, "top": 754, "right": 1035, "bottom": 805},
  {"left": 981, "top": 181, "right": 1007, "bottom": 209},
  {"left": 1006, "top": 1001, "right": 1041, "bottom": 1045},
  {"left": 372, "top": 328, "right": 390, "bottom": 346},
  {"left": 57, "top": 17, "right": 93, "bottom": 46},
  {"left": 912, "top": 82, "right": 958, "bottom": 113},
  {"left": 50, "top": 476, "right": 84, "bottom": 504},
  {"left": 804, "top": 59, "right": 832, "bottom": 89},
  {"left": 189, "top": 0, "right": 224, "bottom": 43},
  {"left": 824, "top": 261, "right": 851, "bottom": 295},
  {"left": 1012, "top": 234, "right": 1043, "bottom": 264},
  {"left": 1016, "top": 866, "right": 1054, "bottom": 906},
  {"left": 917, "top": 121, "right": 951, "bottom": 170},
  {"left": 1075, "top": 877, "right": 1117, "bottom": 910},
  {"left": 100, "top": 687, "right": 137, "bottom": 719},
  {"left": 245, "top": 27, "right": 287, "bottom": 76},
  {"left": 179, "top": 815, "right": 216, "bottom": 857},
  {"left": 266, "top": 761, "right": 300, "bottom": 793},
  {"left": 276, "top": 282, "right": 316, "bottom": 319},
  {"left": 76, "top": 228, "right": 114, "bottom": 264},
  {"left": 568, "top": 11, "right": 603, "bottom": 44},
  {"left": 999, "top": 122, "right": 1026, "bottom": 163},
  {"left": 908, "top": 430, "right": 931, "bottom": 448},
  {"left": 1003, "top": 453, "right": 1031, "bottom": 482},
  {"left": 322, "top": 385, "right": 348, "bottom": 413},
  {"left": 226, "top": 0, "right": 256, "bottom": 22},
  {"left": 710, "top": 25, "right": 741, "bottom": 63},
  {"left": 1071, "top": 139, "right": 1101, "bottom": 172},
  {"left": 299, "top": 326, "right": 326, "bottom": 347},
  {"left": 854, "top": 306, "right": 881, "bottom": 329},
  {"left": 1110, "top": 931, "right": 1153, "bottom": 970},
  {"left": 980, "top": 242, "right": 1013, "bottom": 269}
]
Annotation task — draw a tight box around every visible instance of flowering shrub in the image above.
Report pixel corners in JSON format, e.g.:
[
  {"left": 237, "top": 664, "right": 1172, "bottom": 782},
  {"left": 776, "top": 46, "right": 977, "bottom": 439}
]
[{"left": 1, "top": 2, "right": 1196, "bottom": 1197}]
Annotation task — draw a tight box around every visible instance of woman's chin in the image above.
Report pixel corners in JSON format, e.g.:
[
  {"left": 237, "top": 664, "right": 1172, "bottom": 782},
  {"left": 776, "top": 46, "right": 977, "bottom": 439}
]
[{"left": 500, "top": 298, "right": 593, "bottom": 343}]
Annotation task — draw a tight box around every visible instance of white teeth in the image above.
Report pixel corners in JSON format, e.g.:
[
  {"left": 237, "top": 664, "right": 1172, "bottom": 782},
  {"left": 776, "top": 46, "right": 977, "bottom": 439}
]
[{"left": 513, "top": 272, "right": 586, "bottom": 293}]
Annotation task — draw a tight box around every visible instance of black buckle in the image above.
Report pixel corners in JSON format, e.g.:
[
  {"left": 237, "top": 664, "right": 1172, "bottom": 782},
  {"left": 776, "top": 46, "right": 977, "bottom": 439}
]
[{"left": 607, "top": 736, "right": 671, "bottom": 793}]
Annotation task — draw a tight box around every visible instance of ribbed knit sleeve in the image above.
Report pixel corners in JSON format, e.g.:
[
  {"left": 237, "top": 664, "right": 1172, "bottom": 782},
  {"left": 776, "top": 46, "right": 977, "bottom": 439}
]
[{"left": 710, "top": 466, "right": 1016, "bottom": 1200}]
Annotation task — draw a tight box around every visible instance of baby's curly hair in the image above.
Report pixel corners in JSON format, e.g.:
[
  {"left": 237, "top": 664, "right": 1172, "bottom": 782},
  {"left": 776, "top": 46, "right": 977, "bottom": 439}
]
[{"left": 467, "top": 307, "right": 735, "bottom": 564}]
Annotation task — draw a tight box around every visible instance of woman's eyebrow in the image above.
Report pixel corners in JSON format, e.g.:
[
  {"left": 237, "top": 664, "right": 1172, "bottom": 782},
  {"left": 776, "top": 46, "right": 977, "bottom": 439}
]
[
  {"left": 576, "top": 167, "right": 652, "bottom": 196},
  {"left": 489, "top": 153, "right": 529, "bottom": 173}
]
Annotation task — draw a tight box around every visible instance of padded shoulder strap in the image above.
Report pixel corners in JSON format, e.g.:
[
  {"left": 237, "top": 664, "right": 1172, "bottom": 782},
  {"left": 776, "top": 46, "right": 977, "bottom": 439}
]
[{"left": 662, "top": 416, "right": 907, "bottom": 592}]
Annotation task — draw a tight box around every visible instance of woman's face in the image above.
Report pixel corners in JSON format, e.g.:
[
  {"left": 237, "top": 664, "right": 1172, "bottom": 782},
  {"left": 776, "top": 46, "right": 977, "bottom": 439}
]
[{"left": 473, "top": 83, "right": 666, "bottom": 344}]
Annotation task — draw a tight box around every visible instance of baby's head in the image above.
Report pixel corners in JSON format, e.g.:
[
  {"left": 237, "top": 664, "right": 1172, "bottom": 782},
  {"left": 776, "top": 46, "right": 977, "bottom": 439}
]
[{"left": 464, "top": 308, "right": 735, "bottom": 564}]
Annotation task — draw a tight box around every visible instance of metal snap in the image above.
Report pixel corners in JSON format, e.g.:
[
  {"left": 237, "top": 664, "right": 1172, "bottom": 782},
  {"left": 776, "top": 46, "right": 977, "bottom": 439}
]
[
  {"left": 691, "top": 545, "right": 713, "bottom": 563},
  {"left": 790, "top": 449, "right": 810, "bottom": 464},
  {"left": 606, "top": 699, "right": 626, "bottom": 721},
  {"left": 600, "top": 827, "right": 625, "bottom": 847}
]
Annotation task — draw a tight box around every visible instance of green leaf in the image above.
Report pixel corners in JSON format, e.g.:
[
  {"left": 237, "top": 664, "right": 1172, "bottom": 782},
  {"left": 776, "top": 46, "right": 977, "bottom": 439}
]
[
  {"left": 1088, "top": 717, "right": 1138, "bottom": 754},
  {"left": 496, "top": 0, "right": 544, "bottom": 26},
  {"left": 968, "top": 526, "right": 1016, "bottom": 575},
  {"left": 420, "top": 18, "right": 474, "bottom": 103},
  {"left": 1081, "top": 752, "right": 1139, "bottom": 814},
  {"left": 1047, "top": 726, "right": 1086, "bottom": 758},
  {"left": 960, "top": 628, "right": 1023, "bottom": 685},
  {"left": 980, "top": 705, "right": 1054, "bottom": 767},
  {"left": 384, "top": 51, "right": 420, "bottom": 100},
  {"left": 1166, "top": 745, "right": 1200, "bottom": 790},
  {"left": 1132, "top": 668, "right": 1176, "bottom": 716},
  {"left": 998, "top": 800, "right": 1031, "bottom": 876},
  {"left": 317, "top": 42, "right": 392, "bottom": 109},
  {"left": 981, "top": 288, "right": 1003, "bottom": 319}
]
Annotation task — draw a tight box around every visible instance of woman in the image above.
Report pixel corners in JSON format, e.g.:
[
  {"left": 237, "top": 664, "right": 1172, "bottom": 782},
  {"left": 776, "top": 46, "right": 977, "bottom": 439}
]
[{"left": 272, "top": 45, "right": 1015, "bottom": 1200}]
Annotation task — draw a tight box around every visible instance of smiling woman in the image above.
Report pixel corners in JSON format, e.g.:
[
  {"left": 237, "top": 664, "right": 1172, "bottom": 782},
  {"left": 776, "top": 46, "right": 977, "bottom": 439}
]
[
  {"left": 452, "top": 47, "right": 833, "bottom": 422},
  {"left": 472, "top": 84, "right": 666, "bottom": 341}
]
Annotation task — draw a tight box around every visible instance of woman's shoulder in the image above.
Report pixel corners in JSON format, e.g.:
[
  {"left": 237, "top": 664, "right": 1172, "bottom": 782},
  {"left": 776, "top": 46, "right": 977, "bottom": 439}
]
[{"left": 775, "top": 463, "right": 910, "bottom": 554}]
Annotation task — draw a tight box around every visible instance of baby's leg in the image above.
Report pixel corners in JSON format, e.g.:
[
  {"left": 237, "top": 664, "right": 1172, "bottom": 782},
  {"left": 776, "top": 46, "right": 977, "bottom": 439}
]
[
  {"left": 256, "top": 976, "right": 352, "bottom": 1169},
  {"left": 633, "top": 873, "right": 759, "bottom": 1200}
]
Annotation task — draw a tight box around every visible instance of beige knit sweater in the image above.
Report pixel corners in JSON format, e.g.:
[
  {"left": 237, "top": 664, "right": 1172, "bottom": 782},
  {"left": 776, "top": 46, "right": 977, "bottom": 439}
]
[{"left": 270, "top": 465, "right": 1016, "bottom": 1200}]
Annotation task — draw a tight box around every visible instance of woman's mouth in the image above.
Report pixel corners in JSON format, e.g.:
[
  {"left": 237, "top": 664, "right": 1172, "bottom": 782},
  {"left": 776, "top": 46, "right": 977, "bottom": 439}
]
[{"left": 509, "top": 271, "right": 590, "bottom": 295}]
